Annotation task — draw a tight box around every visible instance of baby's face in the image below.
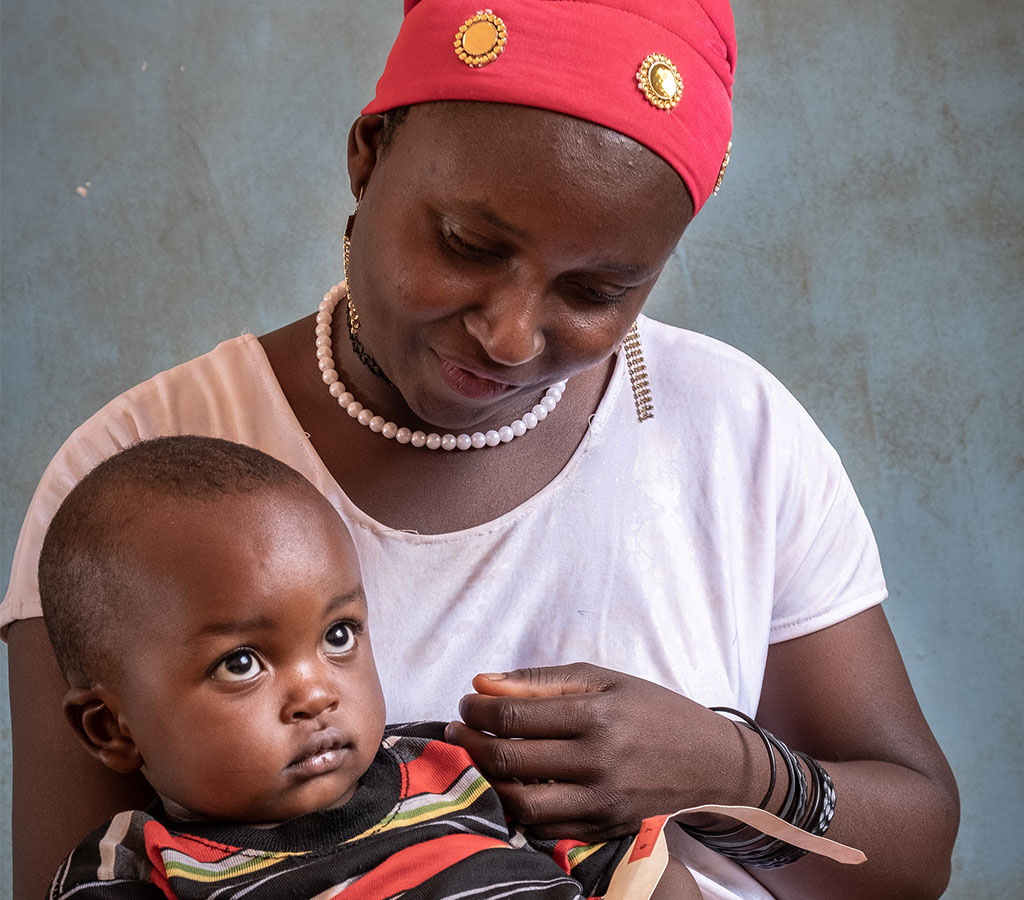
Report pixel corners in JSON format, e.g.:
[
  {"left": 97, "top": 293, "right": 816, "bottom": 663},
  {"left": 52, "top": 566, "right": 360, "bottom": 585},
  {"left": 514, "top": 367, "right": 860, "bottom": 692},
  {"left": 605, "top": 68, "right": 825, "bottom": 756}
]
[{"left": 108, "top": 486, "right": 386, "bottom": 824}]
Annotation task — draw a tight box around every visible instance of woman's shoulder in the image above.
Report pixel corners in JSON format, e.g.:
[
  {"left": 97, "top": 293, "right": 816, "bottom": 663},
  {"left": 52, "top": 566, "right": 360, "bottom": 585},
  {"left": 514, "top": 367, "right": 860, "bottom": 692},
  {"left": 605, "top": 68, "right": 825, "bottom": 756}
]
[
  {"left": 1, "top": 333, "right": 299, "bottom": 633},
  {"left": 97, "top": 332, "right": 270, "bottom": 427},
  {"left": 22, "top": 332, "right": 278, "bottom": 509},
  {"left": 638, "top": 316, "right": 780, "bottom": 385},
  {"left": 636, "top": 315, "right": 812, "bottom": 428}
]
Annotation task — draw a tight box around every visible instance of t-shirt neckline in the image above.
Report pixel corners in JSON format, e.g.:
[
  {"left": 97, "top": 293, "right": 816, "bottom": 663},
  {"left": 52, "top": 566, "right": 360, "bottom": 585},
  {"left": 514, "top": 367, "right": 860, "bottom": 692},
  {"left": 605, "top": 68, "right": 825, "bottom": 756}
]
[{"left": 247, "top": 326, "right": 631, "bottom": 543}]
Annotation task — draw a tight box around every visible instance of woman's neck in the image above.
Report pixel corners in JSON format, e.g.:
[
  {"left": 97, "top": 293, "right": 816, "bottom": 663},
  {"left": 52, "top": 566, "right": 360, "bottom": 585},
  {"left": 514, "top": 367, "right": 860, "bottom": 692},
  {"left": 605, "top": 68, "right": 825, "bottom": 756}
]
[{"left": 260, "top": 314, "right": 615, "bottom": 533}]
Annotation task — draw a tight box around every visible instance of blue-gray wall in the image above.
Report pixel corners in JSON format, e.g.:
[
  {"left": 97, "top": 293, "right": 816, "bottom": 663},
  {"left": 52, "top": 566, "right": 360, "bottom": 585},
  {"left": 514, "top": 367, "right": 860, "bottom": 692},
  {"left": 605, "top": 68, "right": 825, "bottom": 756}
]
[{"left": 2, "top": 3, "right": 1021, "bottom": 897}]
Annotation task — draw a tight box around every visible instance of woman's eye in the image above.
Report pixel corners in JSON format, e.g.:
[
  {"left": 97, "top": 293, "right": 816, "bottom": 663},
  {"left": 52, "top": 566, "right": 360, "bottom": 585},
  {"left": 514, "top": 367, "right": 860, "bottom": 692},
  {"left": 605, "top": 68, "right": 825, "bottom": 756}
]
[
  {"left": 442, "top": 224, "right": 498, "bottom": 259},
  {"left": 324, "top": 622, "right": 357, "bottom": 653},
  {"left": 575, "top": 283, "right": 628, "bottom": 304},
  {"left": 211, "top": 650, "right": 263, "bottom": 682}
]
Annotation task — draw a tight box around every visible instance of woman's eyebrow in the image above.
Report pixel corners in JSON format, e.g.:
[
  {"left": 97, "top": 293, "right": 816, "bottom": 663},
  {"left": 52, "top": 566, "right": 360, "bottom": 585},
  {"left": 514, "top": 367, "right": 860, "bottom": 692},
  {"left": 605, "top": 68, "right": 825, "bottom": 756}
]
[
  {"left": 451, "top": 202, "right": 529, "bottom": 240},
  {"left": 589, "top": 261, "right": 649, "bottom": 279},
  {"left": 451, "top": 203, "right": 652, "bottom": 278}
]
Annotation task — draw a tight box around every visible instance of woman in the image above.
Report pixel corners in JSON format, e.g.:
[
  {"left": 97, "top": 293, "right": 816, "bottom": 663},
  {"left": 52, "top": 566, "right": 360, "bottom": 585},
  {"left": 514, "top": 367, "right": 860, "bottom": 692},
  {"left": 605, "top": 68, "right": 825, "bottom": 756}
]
[{"left": 4, "top": 1, "right": 958, "bottom": 897}]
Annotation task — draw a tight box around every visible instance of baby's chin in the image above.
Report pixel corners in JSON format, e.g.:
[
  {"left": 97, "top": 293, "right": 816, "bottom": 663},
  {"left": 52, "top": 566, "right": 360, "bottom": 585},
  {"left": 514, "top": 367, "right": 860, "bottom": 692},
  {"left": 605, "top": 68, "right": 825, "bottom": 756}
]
[{"left": 157, "top": 780, "right": 361, "bottom": 828}]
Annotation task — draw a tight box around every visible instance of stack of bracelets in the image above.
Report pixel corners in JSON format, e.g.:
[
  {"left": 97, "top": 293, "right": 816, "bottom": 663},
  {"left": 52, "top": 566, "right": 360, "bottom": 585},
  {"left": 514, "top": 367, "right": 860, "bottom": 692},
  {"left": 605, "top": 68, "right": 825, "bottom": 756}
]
[{"left": 681, "top": 707, "right": 837, "bottom": 869}]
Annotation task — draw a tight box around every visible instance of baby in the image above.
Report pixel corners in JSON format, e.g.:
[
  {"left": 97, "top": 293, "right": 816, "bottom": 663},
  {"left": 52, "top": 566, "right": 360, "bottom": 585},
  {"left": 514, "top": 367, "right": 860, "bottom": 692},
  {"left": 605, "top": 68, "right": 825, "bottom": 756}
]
[{"left": 40, "top": 435, "right": 699, "bottom": 899}]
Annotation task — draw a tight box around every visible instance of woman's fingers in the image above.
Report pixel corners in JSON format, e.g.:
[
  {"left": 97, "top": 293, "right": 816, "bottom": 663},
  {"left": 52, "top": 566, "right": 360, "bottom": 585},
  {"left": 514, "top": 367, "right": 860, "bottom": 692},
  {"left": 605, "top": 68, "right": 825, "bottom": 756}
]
[
  {"left": 470, "top": 662, "right": 616, "bottom": 698},
  {"left": 457, "top": 690, "right": 593, "bottom": 739},
  {"left": 444, "top": 722, "right": 595, "bottom": 781},
  {"left": 487, "top": 779, "right": 637, "bottom": 841},
  {"left": 450, "top": 662, "right": 716, "bottom": 835},
  {"left": 459, "top": 662, "right": 618, "bottom": 740}
]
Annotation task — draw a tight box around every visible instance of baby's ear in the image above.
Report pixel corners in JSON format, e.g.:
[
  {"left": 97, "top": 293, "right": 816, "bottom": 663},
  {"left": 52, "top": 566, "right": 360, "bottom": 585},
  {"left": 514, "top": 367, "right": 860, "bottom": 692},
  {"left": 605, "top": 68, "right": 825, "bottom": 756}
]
[{"left": 63, "top": 687, "right": 143, "bottom": 774}]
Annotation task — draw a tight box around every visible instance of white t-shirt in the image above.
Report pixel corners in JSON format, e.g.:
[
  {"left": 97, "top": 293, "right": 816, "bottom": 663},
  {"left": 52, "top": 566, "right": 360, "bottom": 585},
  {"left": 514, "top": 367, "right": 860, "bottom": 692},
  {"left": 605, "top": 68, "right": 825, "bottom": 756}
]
[{"left": 2, "top": 316, "right": 886, "bottom": 899}]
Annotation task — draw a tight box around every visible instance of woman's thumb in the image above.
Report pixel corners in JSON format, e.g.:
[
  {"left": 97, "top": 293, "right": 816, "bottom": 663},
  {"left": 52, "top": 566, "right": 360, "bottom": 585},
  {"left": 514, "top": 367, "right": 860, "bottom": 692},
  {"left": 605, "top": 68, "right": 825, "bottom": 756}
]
[{"left": 471, "top": 663, "right": 610, "bottom": 697}]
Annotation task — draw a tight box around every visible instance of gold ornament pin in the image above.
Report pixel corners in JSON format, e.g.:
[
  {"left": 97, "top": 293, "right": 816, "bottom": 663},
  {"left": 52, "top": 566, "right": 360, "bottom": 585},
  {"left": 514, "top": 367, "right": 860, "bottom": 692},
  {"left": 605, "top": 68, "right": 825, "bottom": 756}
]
[
  {"left": 455, "top": 10, "right": 508, "bottom": 67},
  {"left": 637, "top": 53, "right": 683, "bottom": 111}
]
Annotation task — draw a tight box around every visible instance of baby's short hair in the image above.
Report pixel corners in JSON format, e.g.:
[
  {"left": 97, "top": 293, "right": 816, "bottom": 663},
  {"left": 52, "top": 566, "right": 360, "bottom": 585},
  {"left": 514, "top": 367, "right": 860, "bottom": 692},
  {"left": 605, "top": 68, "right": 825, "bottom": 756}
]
[{"left": 39, "top": 435, "right": 313, "bottom": 686}]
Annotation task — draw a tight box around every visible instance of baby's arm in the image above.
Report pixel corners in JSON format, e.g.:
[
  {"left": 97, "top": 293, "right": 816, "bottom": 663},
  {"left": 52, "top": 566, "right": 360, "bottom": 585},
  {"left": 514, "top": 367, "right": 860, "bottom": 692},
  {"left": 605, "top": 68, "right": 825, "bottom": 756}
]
[{"left": 649, "top": 857, "right": 703, "bottom": 899}]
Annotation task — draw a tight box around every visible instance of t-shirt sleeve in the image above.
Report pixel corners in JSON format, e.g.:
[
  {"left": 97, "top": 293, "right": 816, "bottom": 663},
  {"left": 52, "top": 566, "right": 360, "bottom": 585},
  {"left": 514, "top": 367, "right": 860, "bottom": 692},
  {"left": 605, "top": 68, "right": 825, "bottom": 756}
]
[
  {"left": 527, "top": 833, "right": 634, "bottom": 897},
  {"left": 1, "top": 399, "right": 147, "bottom": 637},
  {"left": 768, "top": 379, "right": 887, "bottom": 642},
  {"left": 2, "top": 334, "right": 310, "bottom": 639}
]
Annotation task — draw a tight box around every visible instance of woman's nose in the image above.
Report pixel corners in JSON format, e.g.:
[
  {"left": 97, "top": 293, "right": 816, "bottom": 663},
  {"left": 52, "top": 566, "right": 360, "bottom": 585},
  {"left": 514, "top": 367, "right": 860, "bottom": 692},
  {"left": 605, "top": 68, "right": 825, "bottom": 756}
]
[
  {"left": 280, "top": 662, "right": 340, "bottom": 722},
  {"left": 463, "top": 290, "right": 545, "bottom": 367}
]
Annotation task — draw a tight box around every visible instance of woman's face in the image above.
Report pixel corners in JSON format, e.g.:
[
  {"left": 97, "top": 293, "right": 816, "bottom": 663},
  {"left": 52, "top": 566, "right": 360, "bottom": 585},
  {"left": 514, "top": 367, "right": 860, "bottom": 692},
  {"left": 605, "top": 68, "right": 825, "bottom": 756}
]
[{"left": 346, "top": 102, "right": 692, "bottom": 431}]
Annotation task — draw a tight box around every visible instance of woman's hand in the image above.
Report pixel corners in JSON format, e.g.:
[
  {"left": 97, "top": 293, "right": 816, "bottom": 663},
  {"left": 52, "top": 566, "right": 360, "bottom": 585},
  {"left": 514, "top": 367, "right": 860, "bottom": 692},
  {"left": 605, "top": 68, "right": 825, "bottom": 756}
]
[
  {"left": 445, "top": 662, "right": 751, "bottom": 842},
  {"left": 451, "top": 611, "right": 959, "bottom": 900}
]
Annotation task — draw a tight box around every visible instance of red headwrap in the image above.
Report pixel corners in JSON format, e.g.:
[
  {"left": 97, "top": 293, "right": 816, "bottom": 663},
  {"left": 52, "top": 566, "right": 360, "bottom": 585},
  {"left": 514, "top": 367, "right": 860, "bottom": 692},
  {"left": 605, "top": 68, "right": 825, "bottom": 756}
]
[{"left": 363, "top": 0, "right": 736, "bottom": 214}]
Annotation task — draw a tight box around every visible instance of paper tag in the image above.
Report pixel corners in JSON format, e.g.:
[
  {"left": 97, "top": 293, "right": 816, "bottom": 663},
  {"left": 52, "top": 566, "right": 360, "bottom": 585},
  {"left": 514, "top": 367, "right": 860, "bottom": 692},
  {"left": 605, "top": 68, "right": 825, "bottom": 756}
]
[
  {"left": 675, "top": 804, "right": 866, "bottom": 865},
  {"left": 603, "top": 805, "right": 865, "bottom": 900},
  {"left": 604, "top": 817, "right": 670, "bottom": 900},
  {"left": 627, "top": 815, "right": 671, "bottom": 863}
]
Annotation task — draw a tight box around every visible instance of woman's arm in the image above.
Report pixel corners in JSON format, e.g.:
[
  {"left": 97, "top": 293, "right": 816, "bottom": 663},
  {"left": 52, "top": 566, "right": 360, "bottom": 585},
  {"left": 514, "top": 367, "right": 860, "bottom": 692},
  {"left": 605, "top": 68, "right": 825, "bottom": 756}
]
[
  {"left": 9, "top": 617, "right": 154, "bottom": 900},
  {"left": 451, "top": 607, "right": 958, "bottom": 900},
  {"left": 750, "top": 605, "right": 959, "bottom": 899}
]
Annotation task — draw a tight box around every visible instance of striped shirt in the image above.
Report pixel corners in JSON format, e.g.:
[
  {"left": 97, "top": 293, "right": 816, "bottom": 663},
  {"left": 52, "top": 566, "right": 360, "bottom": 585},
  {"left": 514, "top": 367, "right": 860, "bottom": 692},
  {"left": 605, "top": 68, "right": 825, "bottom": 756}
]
[{"left": 49, "top": 723, "right": 631, "bottom": 899}]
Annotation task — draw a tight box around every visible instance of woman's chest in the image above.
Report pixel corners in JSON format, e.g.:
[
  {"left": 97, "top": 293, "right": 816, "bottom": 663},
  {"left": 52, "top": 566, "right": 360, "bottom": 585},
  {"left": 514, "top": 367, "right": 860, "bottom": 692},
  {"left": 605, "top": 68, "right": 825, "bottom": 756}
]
[{"left": 354, "top": 467, "right": 778, "bottom": 723}]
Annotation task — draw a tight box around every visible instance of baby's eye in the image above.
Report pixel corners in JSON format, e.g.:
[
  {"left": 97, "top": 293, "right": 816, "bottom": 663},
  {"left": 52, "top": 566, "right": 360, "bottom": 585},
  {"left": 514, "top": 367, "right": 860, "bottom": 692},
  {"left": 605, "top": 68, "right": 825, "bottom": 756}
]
[
  {"left": 211, "top": 650, "right": 264, "bottom": 682},
  {"left": 323, "top": 622, "right": 357, "bottom": 654}
]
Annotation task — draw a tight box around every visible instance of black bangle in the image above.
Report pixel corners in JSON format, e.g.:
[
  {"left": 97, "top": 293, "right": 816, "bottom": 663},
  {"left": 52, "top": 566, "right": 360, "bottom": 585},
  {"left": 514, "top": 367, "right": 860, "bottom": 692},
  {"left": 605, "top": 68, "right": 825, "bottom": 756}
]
[
  {"left": 703, "top": 732, "right": 809, "bottom": 869},
  {"left": 679, "top": 707, "right": 777, "bottom": 843},
  {"left": 680, "top": 708, "right": 836, "bottom": 869},
  {"left": 712, "top": 707, "right": 778, "bottom": 811},
  {"left": 795, "top": 750, "right": 836, "bottom": 837},
  {"left": 679, "top": 708, "right": 774, "bottom": 847}
]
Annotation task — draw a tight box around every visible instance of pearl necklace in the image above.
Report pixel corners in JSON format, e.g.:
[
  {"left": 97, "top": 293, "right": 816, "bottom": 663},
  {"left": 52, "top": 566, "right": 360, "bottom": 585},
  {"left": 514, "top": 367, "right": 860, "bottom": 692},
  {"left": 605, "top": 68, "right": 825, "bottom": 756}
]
[{"left": 316, "top": 282, "right": 566, "bottom": 450}]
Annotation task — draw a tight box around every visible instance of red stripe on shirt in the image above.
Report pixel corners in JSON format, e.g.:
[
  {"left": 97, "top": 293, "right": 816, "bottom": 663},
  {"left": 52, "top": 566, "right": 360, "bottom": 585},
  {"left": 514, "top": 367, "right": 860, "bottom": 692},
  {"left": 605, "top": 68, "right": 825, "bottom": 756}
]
[
  {"left": 401, "top": 739, "right": 476, "bottom": 796},
  {"left": 329, "top": 833, "right": 506, "bottom": 898}
]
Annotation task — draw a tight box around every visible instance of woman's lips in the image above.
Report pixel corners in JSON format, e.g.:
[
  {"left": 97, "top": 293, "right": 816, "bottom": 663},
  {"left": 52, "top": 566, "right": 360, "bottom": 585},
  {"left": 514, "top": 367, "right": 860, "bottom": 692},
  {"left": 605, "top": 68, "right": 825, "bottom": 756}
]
[{"left": 437, "top": 355, "right": 518, "bottom": 401}]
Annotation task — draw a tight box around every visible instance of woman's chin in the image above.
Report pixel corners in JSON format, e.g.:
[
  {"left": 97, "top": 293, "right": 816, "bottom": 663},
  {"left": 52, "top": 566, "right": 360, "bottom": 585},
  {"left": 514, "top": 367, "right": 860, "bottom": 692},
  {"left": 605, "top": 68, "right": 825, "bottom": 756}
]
[{"left": 405, "top": 391, "right": 542, "bottom": 435}]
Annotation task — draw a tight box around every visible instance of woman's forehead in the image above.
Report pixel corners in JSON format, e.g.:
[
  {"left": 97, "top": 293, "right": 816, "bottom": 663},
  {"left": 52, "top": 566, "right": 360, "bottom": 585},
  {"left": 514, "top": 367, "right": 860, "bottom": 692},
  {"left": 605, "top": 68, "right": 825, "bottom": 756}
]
[
  {"left": 392, "top": 101, "right": 692, "bottom": 219},
  {"left": 369, "top": 102, "right": 691, "bottom": 266}
]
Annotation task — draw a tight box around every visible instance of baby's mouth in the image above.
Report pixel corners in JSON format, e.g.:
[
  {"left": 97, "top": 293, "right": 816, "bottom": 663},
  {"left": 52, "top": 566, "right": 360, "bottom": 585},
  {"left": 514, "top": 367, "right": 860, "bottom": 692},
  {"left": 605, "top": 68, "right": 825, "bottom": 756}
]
[{"left": 285, "top": 728, "right": 349, "bottom": 778}]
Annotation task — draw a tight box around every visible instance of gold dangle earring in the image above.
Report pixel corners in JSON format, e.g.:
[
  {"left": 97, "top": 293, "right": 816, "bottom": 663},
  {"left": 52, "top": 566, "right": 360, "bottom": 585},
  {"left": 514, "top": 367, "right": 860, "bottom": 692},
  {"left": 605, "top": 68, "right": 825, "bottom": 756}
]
[
  {"left": 343, "top": 188, "right": 362, "bottom": 339},
  {"left": 343, "top": 188, "right": 393, "bottom": 386},
  {"left": 623, "top": 321, "right": 653, "bottom": 422}
]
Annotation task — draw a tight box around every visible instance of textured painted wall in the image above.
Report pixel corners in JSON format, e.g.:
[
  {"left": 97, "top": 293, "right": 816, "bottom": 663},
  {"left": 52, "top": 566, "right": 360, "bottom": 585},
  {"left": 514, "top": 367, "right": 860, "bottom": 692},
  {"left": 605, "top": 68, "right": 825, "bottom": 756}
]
[{"left": 2, "top": 2, "right": 1021, "bottom": 896}]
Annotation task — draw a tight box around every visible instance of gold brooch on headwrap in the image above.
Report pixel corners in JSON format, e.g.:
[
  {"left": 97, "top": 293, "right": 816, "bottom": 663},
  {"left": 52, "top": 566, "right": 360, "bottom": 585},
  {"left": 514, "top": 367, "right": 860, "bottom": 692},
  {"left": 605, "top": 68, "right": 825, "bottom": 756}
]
[
  {"left": 455, "top": 10, "right": 508, "bottom": 67},
  {"left": 636, "top": 54, "right": 683, "bottom": 111}
]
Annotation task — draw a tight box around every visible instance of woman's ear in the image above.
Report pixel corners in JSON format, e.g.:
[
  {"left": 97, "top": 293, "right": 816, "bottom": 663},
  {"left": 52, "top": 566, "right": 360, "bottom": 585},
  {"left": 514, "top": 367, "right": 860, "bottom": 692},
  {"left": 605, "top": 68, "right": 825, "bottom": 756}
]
[
  {"left": 347, "top": 114, "right": 386, "bottom": 199},
  {"left": 63, "top": 687, "right": 143, "bottom": 775}
]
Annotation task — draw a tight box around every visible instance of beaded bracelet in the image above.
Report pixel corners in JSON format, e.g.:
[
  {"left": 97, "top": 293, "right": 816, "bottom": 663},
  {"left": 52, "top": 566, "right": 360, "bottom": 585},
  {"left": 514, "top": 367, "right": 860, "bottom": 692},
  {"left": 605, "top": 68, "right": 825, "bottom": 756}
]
[{"left": 680, "top": 707, "right": 837, "bottom": 869}]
